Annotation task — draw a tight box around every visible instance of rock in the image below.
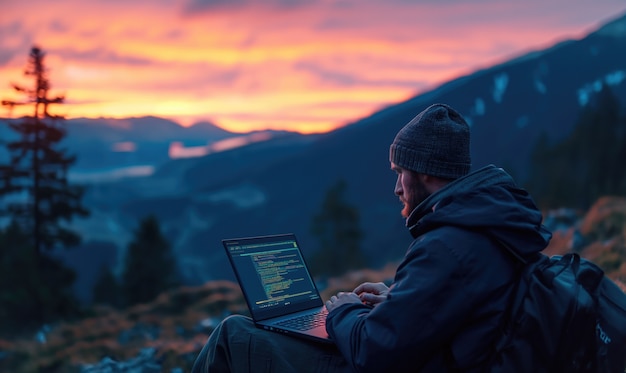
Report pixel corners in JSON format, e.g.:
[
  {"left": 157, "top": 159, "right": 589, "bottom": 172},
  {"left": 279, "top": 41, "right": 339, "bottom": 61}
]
[{"left": 80, "top": 347, "right": 161, "bottom": 373}]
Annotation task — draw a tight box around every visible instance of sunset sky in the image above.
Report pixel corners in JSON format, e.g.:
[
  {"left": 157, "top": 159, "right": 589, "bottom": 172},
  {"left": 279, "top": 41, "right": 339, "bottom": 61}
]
[{"left": 1, "top": 0, "right": 625, "bottom": 134}]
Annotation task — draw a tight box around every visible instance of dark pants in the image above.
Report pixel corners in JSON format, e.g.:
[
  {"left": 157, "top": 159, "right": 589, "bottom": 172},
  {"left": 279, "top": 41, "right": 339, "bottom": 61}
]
[{"left": 192, "top": 315, "right": 350, "bottom": 373}]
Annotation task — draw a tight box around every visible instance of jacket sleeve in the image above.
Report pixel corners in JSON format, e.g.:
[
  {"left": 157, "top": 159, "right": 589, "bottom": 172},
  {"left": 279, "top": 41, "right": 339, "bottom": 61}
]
[{"left": 326, "top": 233, "right": 479, "bottom": 372}]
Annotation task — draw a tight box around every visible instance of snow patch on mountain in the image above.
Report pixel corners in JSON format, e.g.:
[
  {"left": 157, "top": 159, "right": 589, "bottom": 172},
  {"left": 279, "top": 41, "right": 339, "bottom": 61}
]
[
  {"left": 473, "top": 98, "right": 486, "bottom": 116},
  {"left": 533, "top": 61, "right": 549, "bottom": 95},
  {"left": 492, "top": 73, "right": 509, "bottom": 103},
  {"left": 577, "top": 70, "right": 626, "bottom": 106},
  {"left": 606, "top": 70, "right": 626, "bottom": 85},
  {"left": 534, "top": 78, "right": 547, "bottom": 94}
]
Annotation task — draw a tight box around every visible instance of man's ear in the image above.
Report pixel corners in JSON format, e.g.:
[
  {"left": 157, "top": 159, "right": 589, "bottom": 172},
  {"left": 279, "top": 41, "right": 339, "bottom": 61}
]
[
  {"left": 422, "top": 174, "right": 450, "bottom": 194},
  {"left": 420, "top": 173, "right": 432, "bottom": 185}
]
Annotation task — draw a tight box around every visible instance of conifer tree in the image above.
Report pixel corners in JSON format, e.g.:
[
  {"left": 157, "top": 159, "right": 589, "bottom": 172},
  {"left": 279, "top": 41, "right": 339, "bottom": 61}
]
[
  {"left": 527, "top": 85, "right": 626, "bottom": 208},
  {"left": 0, "top": 46, "right": 87, "bottom": 330},
  {"left": 121, "top": 215, "right": 180, "bottom": 306},
  {"left": 0, "top": 46, "right": 88, "bottom": 253},
  {"left": 92, "top": 264, "right": 123, "bottom": 308},
  {"left": 0, "top": 221, "right": 79, "bottom": 334},
  {"left": 310, "top": 180, "right": 365, "bottom": 277}
]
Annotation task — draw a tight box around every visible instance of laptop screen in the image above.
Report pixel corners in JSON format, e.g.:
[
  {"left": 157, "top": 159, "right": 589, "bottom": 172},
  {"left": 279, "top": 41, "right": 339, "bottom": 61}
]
[{"left": 223, "top": 234, "right": 324, "bottom": 321}]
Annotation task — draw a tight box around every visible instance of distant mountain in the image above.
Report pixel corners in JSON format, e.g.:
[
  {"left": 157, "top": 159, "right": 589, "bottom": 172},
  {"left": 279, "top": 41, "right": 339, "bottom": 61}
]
[
  {"left": 61, "top": 11, "right": 626, "bottom": 289},
  {"left": 64, "top": 116, "right": 236, "bottom": 171},
  {"left": 0, "top": 116, "right": 231, "bottom": 170},
  {"left": 0, "top": 115, "right": 302, "bottom": 177}
]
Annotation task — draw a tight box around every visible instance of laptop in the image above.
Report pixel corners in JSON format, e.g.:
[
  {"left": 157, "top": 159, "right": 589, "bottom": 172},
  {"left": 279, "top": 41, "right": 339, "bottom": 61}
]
[{"left": 222, "top": 233, "right": 333, "bottom": 344}]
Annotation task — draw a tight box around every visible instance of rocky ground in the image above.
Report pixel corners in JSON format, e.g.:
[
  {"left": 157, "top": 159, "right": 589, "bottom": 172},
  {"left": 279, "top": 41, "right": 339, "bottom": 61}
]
[
  {"left": 0, "top": 267, "right": 397, "bottom": 372},
  {"left": 0, "top": 281, "right": 246, "bottom": 372}
]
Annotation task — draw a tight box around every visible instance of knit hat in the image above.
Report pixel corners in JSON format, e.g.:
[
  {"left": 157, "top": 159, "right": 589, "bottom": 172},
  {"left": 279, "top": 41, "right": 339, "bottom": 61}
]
[{"left": 389, "top": 103, "right": 471, "bottom": 179}]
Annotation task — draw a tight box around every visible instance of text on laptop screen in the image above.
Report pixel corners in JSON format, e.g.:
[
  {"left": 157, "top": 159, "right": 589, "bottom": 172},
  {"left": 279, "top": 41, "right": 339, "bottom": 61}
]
[{"left": 225, "top": 237, "right": 321, "bottom": 314}]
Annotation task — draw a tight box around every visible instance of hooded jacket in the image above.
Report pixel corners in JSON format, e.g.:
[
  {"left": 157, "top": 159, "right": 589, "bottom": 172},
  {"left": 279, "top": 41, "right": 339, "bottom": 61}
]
[{"left": 326, "top": 165, "right": 552, "bottom": 372}]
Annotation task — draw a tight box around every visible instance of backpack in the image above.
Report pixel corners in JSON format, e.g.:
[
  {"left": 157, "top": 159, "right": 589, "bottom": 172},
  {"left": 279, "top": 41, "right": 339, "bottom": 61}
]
[{"left": 489, "top": 243, "right": 626, "bottom": 373}]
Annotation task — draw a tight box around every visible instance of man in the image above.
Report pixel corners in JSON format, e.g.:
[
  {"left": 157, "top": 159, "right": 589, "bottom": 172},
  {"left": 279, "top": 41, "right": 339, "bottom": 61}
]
[{"left": 192, "top": 103, "right": 551, "bottom": 372}]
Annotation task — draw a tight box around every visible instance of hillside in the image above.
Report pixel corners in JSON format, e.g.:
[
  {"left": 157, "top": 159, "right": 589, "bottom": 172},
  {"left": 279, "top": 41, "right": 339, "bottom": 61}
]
[{"left": 1, "top": 197, "right": 624, "bottom": 372}]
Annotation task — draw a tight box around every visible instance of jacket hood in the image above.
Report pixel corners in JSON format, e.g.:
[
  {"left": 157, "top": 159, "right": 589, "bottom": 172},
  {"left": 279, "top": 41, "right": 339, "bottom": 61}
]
[{"left": 407, "top": 164, "right": 551, "bottom": 258}]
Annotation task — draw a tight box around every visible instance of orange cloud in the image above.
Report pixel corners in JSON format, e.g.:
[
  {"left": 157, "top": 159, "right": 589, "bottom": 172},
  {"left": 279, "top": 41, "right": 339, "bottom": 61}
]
[{"left": 1, "top": 0, "right": 624, "bottom": 133}]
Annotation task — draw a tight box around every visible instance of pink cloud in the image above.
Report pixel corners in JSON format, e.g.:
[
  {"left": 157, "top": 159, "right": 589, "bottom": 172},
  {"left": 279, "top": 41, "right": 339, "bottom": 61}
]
[{"left": 1, "top": 0, "right": 624, "bottom": 133}]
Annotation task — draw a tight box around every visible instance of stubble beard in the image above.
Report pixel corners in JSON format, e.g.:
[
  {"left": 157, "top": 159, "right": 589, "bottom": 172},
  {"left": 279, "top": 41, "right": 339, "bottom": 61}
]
[
  {"left": 401, "top": 198, "right": 413, "bottom": 218},
  {"left": 400, "top": 179, "right": 431, "bottom": 219}
]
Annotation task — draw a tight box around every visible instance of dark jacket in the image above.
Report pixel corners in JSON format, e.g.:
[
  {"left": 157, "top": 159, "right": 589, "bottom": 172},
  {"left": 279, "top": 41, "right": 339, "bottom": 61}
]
[{"left": 326, "top": 165, "right": 552, "bottom": 372}]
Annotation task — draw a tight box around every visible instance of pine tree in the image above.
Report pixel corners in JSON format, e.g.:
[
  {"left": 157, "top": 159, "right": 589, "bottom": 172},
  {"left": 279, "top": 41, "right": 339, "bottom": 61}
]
[
  {"left": 92, "top": 264, "right": 123, "bottom": 308},
  {"left": 0, "top": 46, "right": 87, "bottom": 331},
  {"left": 121, "top": 215, "right": 180, "bottom": 306},
  {"left": 0, "top": 222, "right": 39, "bottom": 333},
  {"left": 310, "top": 180, "right": 365, "bottom": 277},
  {"left": 527, "top": 85, "right": 626, "bottom": 208},
  {"left": 0, "top": 46, "right": 89, "bottom": 253},
  {"left": 0, "top": 221, "right": 79, "bottom": 335}
]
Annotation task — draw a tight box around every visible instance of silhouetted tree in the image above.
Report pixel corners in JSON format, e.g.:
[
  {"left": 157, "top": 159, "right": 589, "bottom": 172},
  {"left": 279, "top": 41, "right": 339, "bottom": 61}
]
[
  {"left": 527, "top": 85, "right": 626, "bottom": 208},
  {"left": 0, "top": 46, "right": 87, "bottom": 330},
  {"left": 0, "top": 46, "right": 88, "bottom": 253},
  {"left": 121, "top": 215, "right": 180, "bottom": 306},
  {"left": 92, "top": 264, "right": 123, "bottom": 308},
  {"left": 310, "top": 180, "right": 365, "bottom": 277},
  {"left": 0, "top": 221, "right": 79, "bottom": 335}
]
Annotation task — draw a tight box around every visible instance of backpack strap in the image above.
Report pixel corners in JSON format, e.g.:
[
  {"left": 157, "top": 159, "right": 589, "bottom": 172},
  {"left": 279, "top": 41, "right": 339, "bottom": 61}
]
[
  {"left": 444, "top": 236, "right": 532, "bottom": 371},
  {"left": 493, "top": 237, "right": 531, "bottom": 265},
  {"left": 443, "top": 345, "right": 460, "bottom": 372},
  {"left": 484, "top": 237, "right": 536, "bottom": 367}
]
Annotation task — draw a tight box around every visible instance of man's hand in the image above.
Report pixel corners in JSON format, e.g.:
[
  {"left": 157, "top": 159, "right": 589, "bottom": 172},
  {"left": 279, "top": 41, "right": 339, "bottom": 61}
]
[
  {"left": 353, "top": 282, "right": 389, "bottom": 306},
  {"left": 325, "top": 292, "right": 361, "bottom": 312}
]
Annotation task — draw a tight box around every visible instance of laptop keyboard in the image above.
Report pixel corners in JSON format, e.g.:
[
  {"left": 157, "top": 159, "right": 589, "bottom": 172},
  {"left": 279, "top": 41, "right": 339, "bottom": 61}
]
[{"left": 276, "top": 309, "right": 328, "bottom": 331}]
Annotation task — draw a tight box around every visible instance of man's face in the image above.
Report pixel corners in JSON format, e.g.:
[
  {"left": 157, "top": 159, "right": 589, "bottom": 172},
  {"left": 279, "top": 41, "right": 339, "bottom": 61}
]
[{"left": 391, "top": 163, "right": 431, "bottom": 218}]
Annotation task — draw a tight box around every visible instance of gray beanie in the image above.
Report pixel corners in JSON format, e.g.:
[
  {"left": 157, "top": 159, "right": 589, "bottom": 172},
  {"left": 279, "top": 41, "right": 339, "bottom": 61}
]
[{"left": 389, "top": 103, "right": 471, "bottom": 179}]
